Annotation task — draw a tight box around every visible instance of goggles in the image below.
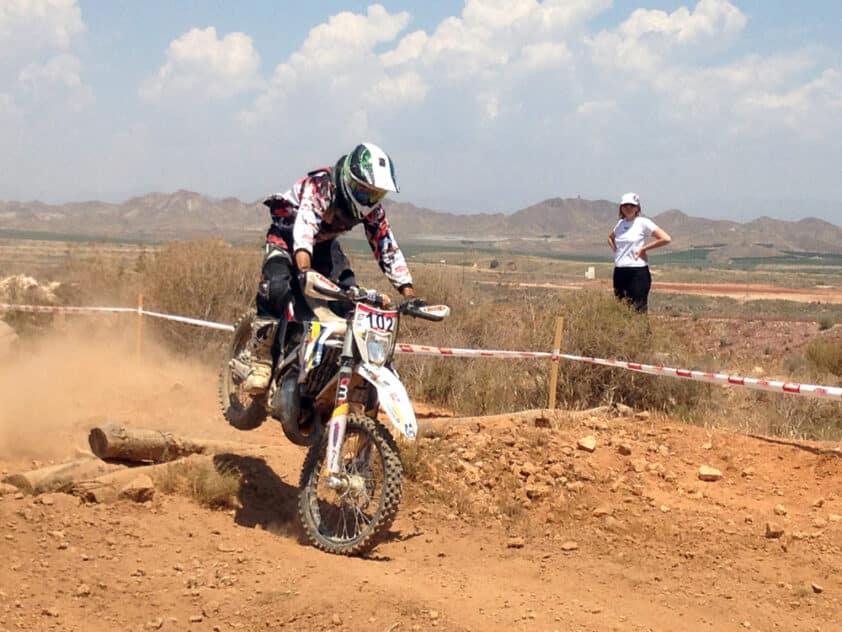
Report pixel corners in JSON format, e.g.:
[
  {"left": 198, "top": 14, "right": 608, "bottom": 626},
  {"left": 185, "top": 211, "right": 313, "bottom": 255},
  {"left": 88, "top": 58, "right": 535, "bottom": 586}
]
[{"left": 348, "top": 177, "right": 387, "bottom": 207}]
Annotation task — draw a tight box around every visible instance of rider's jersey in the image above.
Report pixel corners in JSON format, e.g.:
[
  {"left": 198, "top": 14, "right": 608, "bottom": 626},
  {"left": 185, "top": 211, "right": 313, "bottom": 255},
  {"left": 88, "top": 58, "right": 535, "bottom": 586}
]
[{"left": 264, "top": 167, "right": 412, "bottom": 290}]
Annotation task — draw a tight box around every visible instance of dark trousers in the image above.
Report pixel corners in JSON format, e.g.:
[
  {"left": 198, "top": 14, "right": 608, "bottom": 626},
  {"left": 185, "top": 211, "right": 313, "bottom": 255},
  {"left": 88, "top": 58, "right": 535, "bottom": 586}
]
[
  {"left": 613, "top": 266, "right": 651, "bottom": 313},
  {"left": 256, "top": 227, "right": 357, "bottom": 320}
]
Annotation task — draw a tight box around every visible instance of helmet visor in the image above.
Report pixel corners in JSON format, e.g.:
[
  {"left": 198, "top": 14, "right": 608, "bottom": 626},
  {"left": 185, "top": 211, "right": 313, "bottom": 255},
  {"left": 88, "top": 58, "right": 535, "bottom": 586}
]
[{"left": 347, "top": 177, "right": 387, "bottom": 207}]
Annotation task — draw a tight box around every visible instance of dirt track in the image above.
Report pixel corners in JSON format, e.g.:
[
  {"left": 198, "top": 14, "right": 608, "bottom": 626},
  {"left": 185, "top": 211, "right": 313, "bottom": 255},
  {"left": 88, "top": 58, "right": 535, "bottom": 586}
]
[
  {"left": 1, "top": 335, "right": 841, "bottom": 631},
  {"left": 482, "top": 279, "right": 842, "bottom": 304}
]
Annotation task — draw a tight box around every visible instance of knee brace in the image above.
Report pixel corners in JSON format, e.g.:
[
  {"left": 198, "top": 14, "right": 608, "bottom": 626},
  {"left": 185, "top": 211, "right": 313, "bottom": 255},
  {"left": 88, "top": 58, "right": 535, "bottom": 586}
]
[{"left": 257, "top": 260, "right": 293, "bottom": 319}]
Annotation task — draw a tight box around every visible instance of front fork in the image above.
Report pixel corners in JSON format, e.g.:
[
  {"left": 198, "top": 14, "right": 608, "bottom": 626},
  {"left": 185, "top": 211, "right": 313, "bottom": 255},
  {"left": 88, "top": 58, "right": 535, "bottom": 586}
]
[{"left": 325, "top": 320, "right": 355, "bottom": 479}]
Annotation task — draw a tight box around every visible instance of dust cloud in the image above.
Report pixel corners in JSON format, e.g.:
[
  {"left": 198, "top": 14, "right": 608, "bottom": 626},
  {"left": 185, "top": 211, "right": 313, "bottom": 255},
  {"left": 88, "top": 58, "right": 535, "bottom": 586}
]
[{"left": 0, "top": 321, "right": 234, "bottom": 464}]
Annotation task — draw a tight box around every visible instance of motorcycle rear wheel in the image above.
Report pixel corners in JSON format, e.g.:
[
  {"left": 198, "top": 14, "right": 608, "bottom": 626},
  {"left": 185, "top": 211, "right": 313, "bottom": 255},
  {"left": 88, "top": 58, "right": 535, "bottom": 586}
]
[
  {"left": 218, "top": 310, "right": 268, "bottom": 430},
  {"left": 298, "top": 413, "right": 402, "bottom": 556}
]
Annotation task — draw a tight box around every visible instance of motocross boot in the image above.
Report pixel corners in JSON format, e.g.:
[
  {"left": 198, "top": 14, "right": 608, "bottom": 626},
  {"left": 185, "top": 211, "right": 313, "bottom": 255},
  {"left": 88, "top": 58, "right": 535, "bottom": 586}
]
[{"left": 243, "top": 317, "right": 279, "bottom": 394}]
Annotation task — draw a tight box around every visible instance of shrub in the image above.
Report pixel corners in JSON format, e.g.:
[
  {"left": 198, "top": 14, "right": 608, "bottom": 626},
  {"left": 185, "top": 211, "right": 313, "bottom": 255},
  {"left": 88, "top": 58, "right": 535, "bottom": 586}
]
[
  {"left": 396, "top": 268, "right": 711, "bottom": 418},
  {"left": 141, "top": 240, "right": 260, "bottom": 356},
  {"left": 155, "top": 457, "right": 241, "bottom": 509},
  {"left": 805, "top": 339, "right": 842, "bottom": 376}
]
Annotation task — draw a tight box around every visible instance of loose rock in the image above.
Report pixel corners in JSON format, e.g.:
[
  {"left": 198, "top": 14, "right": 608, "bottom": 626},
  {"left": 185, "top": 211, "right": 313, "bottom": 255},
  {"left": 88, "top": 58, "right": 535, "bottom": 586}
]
[
  {"left": 773, "top": 504, "right": 787, "bottom": 516},
  {"left": 119, "top": 474, "right": 155, "bottom": 503},
  {"left": 507, "top": 536, "right": 525, "bottom": 549},
  {"left": 560, "top": 541, "right": 579, "bottom": 552},
  {"left": 698, "top": 466, "right": 723, "bottom": 482},
  {"left": 811, "top": 583, "right": 824, "bottom": 594},
  {"left": 577, "top": 436, "right": 597, "bottom": 452},
  {"left": 765, "top": 522, "right": 785, "bottom": 539}
]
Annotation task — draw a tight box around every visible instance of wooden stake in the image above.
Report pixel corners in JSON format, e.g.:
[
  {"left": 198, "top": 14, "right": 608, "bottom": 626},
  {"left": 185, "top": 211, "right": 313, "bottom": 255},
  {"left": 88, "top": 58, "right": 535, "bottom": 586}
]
[
  {"left": 547, "top": 316, "right": 564, "bottom": 410},
  {"left": 135, "top": 293, "right": 144, "bottom": 358}
]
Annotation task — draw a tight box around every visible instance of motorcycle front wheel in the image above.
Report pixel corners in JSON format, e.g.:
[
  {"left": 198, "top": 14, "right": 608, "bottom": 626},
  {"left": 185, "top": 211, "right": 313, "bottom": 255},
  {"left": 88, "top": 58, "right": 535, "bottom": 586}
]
[{"left": 298, "top": 413, "right": 403, "bottom": 556}]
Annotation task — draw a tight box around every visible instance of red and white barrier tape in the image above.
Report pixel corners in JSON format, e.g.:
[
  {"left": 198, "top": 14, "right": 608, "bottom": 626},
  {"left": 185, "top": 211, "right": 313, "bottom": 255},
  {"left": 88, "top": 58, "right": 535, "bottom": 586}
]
[
  {"left": 0, "top": 303, "right": 235, "bottom": 332},
  {"left": 0, "top": 303, "right": 136, "bottom": 315},
  {"left": 554, "top": 352, "right": 842, "bottom": 402},
  {"left": 395, "top": 343, "right": 842, "bottom": 401},
  {"left": 395, "top": 343, "right": 552, "bottom": 360},
  {"left": 140, "top": 309, "right": 235, "bottom": 332},
  {"left": 3, "top": 303, "right": 840, "bottom": 401}
]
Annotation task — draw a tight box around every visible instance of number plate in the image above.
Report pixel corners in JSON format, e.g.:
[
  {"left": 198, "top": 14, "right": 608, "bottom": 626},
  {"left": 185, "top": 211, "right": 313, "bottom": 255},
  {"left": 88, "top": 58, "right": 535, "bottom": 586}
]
[{"left": 353, "top": 303, "right": 398, "bottom": 335}]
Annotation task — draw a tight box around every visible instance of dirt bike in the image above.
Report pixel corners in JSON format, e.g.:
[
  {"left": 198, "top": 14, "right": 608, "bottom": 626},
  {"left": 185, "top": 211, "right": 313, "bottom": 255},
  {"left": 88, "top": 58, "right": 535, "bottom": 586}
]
[{"left": 219, "top": 270, "right": 449, "bottom": 555}]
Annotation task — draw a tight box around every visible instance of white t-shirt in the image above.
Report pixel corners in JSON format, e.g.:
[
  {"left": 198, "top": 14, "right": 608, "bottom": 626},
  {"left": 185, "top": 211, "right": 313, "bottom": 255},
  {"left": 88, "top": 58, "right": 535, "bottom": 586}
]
[{"left": 611, "top": 216, "right": 659, "bottom": 268}]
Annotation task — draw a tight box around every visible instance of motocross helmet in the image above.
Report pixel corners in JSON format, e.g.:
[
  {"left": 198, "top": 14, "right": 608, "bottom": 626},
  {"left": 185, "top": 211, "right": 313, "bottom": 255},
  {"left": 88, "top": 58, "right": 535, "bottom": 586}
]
[{"left": 338, "top": 142, "right": 399, "bottom": 220}]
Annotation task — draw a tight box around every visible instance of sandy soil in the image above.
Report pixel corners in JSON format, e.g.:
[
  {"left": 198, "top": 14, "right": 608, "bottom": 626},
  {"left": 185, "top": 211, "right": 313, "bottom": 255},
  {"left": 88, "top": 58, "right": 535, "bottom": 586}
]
[
  {"left": 648, "top": 281, "right": 842, "bottom": 304},
  {"left": 0, "top": 332, "right": 840, "bottom": 632},
  {"left": 479, "top": 279, "right": 842, "bottom": 304}
]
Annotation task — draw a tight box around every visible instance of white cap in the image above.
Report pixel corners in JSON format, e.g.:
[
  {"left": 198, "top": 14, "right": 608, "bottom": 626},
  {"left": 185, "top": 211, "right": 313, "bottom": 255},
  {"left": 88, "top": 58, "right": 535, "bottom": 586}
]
[{"left": 620, "top": 192, "right": 640, "bottom": 207}]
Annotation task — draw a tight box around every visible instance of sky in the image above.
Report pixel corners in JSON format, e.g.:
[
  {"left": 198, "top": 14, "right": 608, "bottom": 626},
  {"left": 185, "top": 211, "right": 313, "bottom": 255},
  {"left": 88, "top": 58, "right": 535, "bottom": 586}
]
[{"left": 1, "top": 0, "right": 841, "bottom": 222}]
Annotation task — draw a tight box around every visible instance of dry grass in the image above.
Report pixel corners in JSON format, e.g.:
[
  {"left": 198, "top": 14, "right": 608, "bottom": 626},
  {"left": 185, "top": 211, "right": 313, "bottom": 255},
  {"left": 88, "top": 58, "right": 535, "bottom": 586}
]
[
  {"left": 805, "top": 338, "right": 842, "bottom": 376},
  {"left": 11, "top": 237, "right": 841, "bottom": 440},
  {"left": 155, "top": 457, "right": 241, "bottom": 509},
  {"left": 396, "top": 266, "right": 711, "bottom": 419},
  {"left": 140, "top": 240, "right": 260, "bottom": 357}
]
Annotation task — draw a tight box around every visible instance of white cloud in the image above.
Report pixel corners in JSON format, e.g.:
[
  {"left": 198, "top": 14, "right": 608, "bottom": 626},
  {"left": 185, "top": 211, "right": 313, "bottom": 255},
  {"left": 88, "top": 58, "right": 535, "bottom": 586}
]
[
  {"left": 245, "top": 0, "right": 602, "bottom": 132},
  {"left": 4, "top": 1, "right": 840, "bottom": 223},
  {"left": 369, "top": 71, "right": 428, "bottom": 108},
  {"left": 0, "top": 1, "right": 91, "bottom": 116},
  {"left": 519, "top": 41, "right": 572, "bottom": 71},
  {"left": 243, "top": 5, "right": 415, "bottom": 128},
  {"left": 618, "top": 0, "right": 746, "bottom": 44},
  {"left": 140, "top": 27, "right": 260, "bottom": 101},
  {"left": 291, "top": 4, "right": 410, "bottom": 68},
  {"left": 386, "top": 0, "right": 604, "bottom": 79},
  {"left": 584, "top": 1, "right": 841, "bottom": 139},
  {"left": 18, "top": 53, "right": 93, "bottom": 109},
  {"left": 734, "top": 68, "right": 842, "bottom": 138},
  {"left": 19, "top": 53, "right": 82, "bottom": 89},
  {"left": 0, "top": 0, "right": 84, "bottom": 54},
  {"left": 590, "top": 0, "right": 747, "bottom": 73}
]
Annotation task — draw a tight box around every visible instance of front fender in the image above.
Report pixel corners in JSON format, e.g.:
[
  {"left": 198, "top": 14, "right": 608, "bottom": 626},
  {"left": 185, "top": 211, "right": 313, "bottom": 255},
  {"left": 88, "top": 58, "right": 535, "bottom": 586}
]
[{"left": 356, "top": 363, "right": 417, "bottom": 440}]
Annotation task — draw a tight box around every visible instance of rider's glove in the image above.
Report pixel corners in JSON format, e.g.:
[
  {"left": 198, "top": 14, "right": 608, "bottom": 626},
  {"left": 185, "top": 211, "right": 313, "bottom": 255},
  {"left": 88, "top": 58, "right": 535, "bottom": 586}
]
[
  {"left": 349, "top": 286, "right": 389, "bottom": 306},
  {"left": 400, "top": 297, "right": 427, "bottom": 312}
]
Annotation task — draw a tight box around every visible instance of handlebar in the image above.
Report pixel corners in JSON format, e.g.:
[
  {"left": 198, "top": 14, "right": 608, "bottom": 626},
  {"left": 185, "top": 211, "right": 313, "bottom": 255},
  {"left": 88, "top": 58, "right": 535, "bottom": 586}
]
[{"left": 301, "top": 271, "right": 448, "bottom": 320}]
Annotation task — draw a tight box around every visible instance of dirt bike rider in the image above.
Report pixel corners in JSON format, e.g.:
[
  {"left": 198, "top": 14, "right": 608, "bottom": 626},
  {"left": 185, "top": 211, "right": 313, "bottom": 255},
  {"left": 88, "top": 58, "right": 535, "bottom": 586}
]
[{"left": 244, "top": 142, "right": 423, "bottom": 394}]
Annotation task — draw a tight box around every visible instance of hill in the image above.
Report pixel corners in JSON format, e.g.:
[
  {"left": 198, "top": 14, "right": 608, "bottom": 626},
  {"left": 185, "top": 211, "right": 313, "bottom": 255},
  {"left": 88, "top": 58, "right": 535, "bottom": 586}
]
[{"left": 2, "top": 191, "right": 840, "bottom": 257}]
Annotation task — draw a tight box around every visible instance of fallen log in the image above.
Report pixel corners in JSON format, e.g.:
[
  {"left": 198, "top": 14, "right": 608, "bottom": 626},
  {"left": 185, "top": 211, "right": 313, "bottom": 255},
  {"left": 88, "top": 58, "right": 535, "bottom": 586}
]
[
  {"left": 2, "top": 458, "right": 125, "bottom": 495},
  {"left": 70, "top": 462, "right": 180, "bottom": 504},
  {"left": 88, "top": 423, "right": 264, "bottom": 463},
  {"left": 70, "top": 454, "right": 222, "bottom": 504}
]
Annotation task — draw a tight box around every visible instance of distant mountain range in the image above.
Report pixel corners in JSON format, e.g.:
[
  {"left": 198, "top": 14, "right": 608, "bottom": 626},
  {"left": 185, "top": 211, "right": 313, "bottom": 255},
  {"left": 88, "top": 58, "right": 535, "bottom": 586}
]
[{"left": 1, "top": 191, "right": 840, "bottom": 258}]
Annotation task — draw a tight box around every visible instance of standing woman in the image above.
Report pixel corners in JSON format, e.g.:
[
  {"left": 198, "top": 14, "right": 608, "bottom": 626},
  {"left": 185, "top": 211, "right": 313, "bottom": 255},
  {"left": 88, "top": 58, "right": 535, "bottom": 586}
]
[{"left": 608, "top": 192, "right": 672, "bottom": 313}]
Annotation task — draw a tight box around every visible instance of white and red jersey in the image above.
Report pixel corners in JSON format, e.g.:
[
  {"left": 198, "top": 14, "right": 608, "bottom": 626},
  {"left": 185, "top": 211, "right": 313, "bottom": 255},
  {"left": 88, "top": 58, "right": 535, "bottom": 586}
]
[{"left": 264, "top": 167, "right": 413, "bottom": 290}]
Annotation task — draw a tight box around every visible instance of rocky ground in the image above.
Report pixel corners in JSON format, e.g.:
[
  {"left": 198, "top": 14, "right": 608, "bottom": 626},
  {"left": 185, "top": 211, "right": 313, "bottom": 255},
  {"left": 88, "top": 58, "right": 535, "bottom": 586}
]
[
  {"left": 0, "top": 328, "right": 840, "bottom": 631},
  {"left": 1, "top": 403, "right": 840, "bottom": 632}
]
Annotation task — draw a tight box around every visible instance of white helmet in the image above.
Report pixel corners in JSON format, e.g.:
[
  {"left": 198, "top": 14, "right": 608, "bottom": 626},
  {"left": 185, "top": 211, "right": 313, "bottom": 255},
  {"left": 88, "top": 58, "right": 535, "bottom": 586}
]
[
  {"left": 339, "top": 142, "right": 399, "bottom": 219},
  {"left": 620, "top": 192, "right": 640, "bottom": 207}
]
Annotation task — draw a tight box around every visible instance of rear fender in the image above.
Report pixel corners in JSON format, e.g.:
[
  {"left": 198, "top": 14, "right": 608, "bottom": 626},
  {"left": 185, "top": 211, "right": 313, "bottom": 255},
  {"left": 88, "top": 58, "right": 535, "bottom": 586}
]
[{"left": 356, "top": 363, "right": 417, "bottom": 440}]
